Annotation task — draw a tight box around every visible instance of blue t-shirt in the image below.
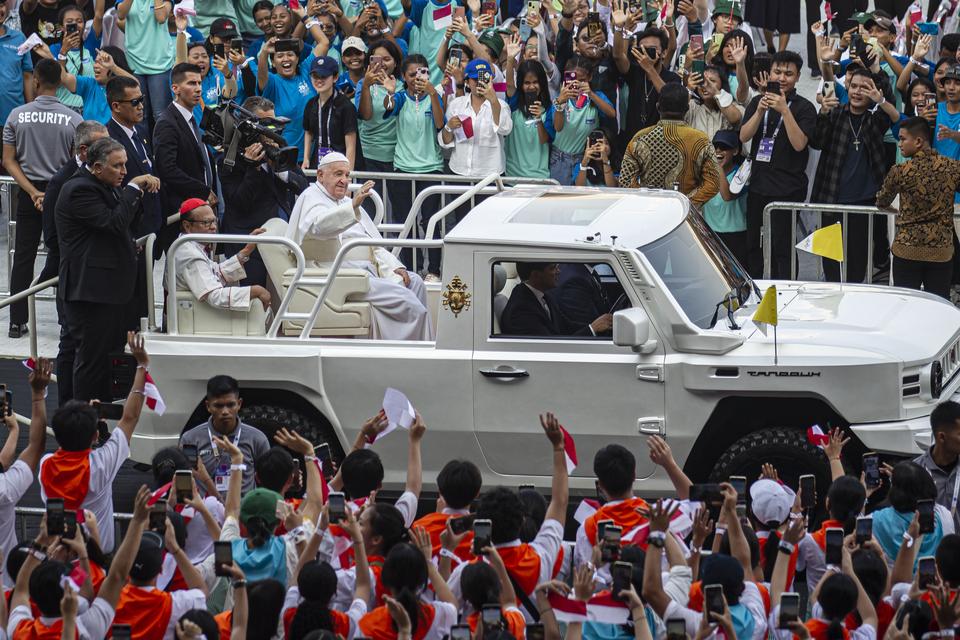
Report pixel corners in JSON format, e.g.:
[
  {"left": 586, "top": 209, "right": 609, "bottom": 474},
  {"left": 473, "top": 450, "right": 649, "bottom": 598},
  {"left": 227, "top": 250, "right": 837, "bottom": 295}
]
[
  {"left": 74, "top": 76, "right": 111, "bottom": 123},
  {"left": 0, "top": 29, "right": 33, "bottom": 128},
  {"left": 336, "top": 70, "right": 360, "bottom": 95},
  {"left": 934, "top": 102, "right": 960, "bottom": 202},
  {"left": 262, "top": 56, "right": 318, "bottom": 160},
  {"left": 193, "top": 68, "right": 228, "bottom": 123}
]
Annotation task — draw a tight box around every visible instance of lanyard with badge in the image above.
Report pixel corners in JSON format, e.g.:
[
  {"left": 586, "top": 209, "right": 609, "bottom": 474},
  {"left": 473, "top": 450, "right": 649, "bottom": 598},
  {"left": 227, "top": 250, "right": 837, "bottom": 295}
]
[
  {"left": 209, "top": 425, "right": 242, "bottom": 493},
  {"left": 755, "top": 101, "right": 791, "bottom": 163},
  {"left": 318, "top": 92, "right": 336, "bottom": 160},
  {"left": 951, "top": 469, "right": 960, "bottom": 519}
]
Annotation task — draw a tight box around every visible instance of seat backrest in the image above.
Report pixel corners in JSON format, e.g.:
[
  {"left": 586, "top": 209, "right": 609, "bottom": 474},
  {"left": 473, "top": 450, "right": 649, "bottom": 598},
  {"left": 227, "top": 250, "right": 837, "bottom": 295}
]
[
  {"left": 492, "top": 264, "right": 507, "bottom": 333},
  {"left": 259, "top": 218, "right": 296, "bottom": 293},
  {"left": 302, "top": 236, "right": 342, "bottom": 263}
]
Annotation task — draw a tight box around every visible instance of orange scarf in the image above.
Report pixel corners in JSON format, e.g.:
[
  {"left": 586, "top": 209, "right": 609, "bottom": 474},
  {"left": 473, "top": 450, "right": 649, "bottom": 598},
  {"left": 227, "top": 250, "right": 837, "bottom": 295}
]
[
  {"left": 688, "top": 582, "right": 771, "bottom": 615},
  {"left": 360, "top": 603, "right": 439, "bottom": 640},
  {"left": 811, "top": 521, "right": 846, "bottom": 552},
  {"left": 498, "top": 544, "right": 546, "bottom": 599},
  {"left": 806, "top": 619, "right": 850, "bottom": 640},
  {"left": 13, "top": 618, "right": 77, "bottom": 640},
  {"left": 39, "top": 450, "right": 91, "bottom": 510},
  {"left": 845, "top": 599, "right": 895, "bottom": 638},
  {"left": 112, "top": 585, "right": 173, "bottom": 640},
  {"left": 466, "top": 609, "right": 526, "bottom": 640},
  {"left": 413, "top": 512, "right": 476, "bottom": 562},
  {"left": 215, "top": 610, "right": 231, "bottom": 640},
  {"left": 583, "top": 498, "right": 651, "bottom": 546},
  {"left": 282, "top": 606, "right": 350, "bottom": 638}
]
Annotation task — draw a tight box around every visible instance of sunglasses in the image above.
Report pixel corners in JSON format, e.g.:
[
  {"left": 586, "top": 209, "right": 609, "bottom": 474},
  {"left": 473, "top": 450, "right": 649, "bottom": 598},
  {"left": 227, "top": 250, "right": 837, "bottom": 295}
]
[{"left": 117, "top": 96, "right": 146, "bottom": 107}]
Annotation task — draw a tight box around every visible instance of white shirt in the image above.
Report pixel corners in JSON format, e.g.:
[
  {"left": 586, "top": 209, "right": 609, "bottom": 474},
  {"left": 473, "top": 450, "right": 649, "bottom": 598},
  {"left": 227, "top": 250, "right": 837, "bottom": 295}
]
[
  {"left": 38, "top": 428, "right": 130, "bottom": 552},
  {"left": 439, "top": 94, "right": 513, "bottom": 178},
  {"left": 0, "top": 460, "right": 34, "bottom": 586},
  {"left": 174, "top": 239, "right": 251, "bottom": 309},
  {"left": 182, "top": 495, "right": 225, "bottom": 563},
  {"left": 7, "top": 598, "right": 114, "bottom": 639},
  {"left": 173, "top": 101, "right": 199, "bottom": 134},
  {"left": 769, "top": 607, "right": 877, "bottom": 640}
]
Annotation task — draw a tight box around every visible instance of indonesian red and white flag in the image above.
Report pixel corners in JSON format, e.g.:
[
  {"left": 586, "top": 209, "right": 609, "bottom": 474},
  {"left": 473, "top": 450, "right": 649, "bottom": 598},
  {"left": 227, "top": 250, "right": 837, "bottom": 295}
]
[
  {"left": 21, "top": 357, "right": 36, "bottom": 371},
  {"left": 547, "top": 592, "right": 630, "bottom": 625},
  {"left": 573, "top": 498, "right": 601, "bottom": 524},
  {"left": 561, "top": 425, "right": 578, "bottom": 474},
  {"left": 807, "top": 424, "right": 829, "bottom": 447},
  {"left": 144, "top": 372, "right": 166, "bottom": 415}
]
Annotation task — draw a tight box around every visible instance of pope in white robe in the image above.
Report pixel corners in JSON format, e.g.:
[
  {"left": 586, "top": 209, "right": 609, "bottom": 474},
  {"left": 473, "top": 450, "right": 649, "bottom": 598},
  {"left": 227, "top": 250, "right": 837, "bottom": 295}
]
[
  {"left": 286, "top": 153, "right": 433, "bottom": 340},
  {"left": 174, "top": 198, "right": 272, "bottom": 311}
]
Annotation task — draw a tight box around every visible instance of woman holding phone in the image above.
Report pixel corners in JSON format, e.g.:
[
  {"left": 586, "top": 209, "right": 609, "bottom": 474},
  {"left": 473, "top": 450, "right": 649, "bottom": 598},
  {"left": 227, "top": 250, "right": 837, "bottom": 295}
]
[
  {"left": 504, "top": 59, "right": 554, "bottom": 179},
  {"left": 550, "top": 57, "right": 616, "bottom": 185},
  {"left": 574, "top": 128, "right": 617, "bottom": 186},
  {"left": 357, "top": 40, "right": 404, "bottom": 218}
]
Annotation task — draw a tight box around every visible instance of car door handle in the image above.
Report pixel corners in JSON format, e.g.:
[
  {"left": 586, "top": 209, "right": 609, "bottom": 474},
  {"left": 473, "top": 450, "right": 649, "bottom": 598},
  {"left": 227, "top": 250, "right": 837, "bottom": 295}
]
[{"left": 479, "top": 367, "right": 530, "bottom": 379}]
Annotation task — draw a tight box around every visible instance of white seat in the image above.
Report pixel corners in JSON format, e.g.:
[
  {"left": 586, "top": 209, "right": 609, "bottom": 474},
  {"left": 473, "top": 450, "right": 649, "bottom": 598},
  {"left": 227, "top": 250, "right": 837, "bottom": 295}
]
[
  {"left": 493, "top": 264, "right": 507, "bottom": 334},
  {"left": 259, "top": 218, "right": 373, "bottom": 337},
  {"left": 170, "top": 290, "right": 268, "bottom": 336}
]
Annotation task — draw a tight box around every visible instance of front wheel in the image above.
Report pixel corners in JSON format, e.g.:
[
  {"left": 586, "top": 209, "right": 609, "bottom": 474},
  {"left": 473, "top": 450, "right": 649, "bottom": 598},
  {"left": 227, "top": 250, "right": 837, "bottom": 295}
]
[
  {"left": 240, "top": 404, "right": 343, "bottom": 458},
  {"left": 709, "top": 427, "right": 831, "bottom": 512}
]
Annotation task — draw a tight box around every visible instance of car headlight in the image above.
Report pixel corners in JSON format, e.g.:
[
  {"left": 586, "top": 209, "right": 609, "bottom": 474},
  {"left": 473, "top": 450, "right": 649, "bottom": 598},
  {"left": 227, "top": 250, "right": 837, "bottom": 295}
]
[{"left": 920, "top": 361, "right": 944, "bottom": 401}]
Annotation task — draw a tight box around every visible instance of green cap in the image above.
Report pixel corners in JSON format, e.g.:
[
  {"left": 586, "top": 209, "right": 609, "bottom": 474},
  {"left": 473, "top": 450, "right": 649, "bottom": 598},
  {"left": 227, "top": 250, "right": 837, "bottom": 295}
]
[
  {"left": 477, "top": 29, "right": 505, "bottom": 59},
  {"left": 851, "top": 11, "right": 873, "bottom": 24},
  {"left": 712, "top": 0, "right": 743, "bottom": 20},
  {"left": 240, "top": 487, "right": 283, "bottom": 528}
]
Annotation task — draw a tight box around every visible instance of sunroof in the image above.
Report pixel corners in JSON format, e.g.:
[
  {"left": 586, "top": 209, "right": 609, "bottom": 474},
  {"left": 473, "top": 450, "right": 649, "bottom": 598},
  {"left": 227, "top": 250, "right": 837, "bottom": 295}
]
[{"left": 508, "top": 193, "right": 618, "bottom": 226}]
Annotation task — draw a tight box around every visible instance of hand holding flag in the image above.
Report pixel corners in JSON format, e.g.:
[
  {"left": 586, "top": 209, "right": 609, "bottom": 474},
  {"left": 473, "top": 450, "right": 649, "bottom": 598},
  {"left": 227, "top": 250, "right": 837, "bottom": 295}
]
[
  {"left": 541, "top": 412, "right": 577, "bottom": 473},
  {"left": 806, "top": 424, "right": 830, "bottom": 446}
]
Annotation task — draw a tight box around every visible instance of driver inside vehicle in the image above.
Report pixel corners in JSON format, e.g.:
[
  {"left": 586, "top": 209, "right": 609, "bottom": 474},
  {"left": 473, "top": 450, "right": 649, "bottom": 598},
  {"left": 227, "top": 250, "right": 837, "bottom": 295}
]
[{"left": 499, "top": 262, "right": 616, "bottom": 337}]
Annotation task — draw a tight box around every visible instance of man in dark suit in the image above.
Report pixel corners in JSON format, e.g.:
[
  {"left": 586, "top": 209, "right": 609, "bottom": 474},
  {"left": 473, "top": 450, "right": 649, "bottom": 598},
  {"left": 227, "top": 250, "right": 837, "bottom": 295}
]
[
  {"left": 220, "top": 96, "right": 308, "bottom": 286},
  {"left": 152, "top": 62, "right": 218, "bottom": 253},
  {"left": 55, "top": 137, "right": 160, "bottom": 401},
  {"left": 500, "top": 262, "right": 613, "bottom": 337},
  {"left": 41, "top": 121, "right": 109, "bottom": 406},
  {"left": 549, "top": 263, "right": 617, "bottom": 337},
  {"left": 106, "top": 75, "right": 162, "bottom": 238}
]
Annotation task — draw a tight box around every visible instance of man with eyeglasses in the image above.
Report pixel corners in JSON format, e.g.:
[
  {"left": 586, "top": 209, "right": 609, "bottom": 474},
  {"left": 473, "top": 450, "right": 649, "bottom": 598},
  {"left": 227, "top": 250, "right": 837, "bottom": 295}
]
[
  {"left": 106, "top": 75, "right": 162, "bottom": 238},
  {"left": 175, "top": 198, "right": 272, "bottom": 312}
]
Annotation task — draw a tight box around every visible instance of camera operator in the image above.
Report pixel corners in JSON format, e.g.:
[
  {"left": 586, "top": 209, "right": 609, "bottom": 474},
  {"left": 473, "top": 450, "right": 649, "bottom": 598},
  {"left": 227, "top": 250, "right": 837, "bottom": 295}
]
[{"left": 220, "top": 96, "right": 308, "bottom": 287}]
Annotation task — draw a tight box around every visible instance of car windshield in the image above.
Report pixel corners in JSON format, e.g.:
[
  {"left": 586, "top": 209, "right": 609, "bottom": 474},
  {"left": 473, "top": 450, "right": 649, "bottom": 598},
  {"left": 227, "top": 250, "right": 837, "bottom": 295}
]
[{"left": 637, "top": 213, "right": 753, "bottom": 329}]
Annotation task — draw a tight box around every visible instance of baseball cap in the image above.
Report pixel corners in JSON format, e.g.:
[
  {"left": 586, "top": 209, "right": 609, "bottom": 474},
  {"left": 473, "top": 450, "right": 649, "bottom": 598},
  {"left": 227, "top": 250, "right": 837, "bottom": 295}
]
[
  {"left": 179, "top": 197, "right": 208, "bottom": 217},
  {"left": 310, "top": 56, "right": 340, "bottom": 78},
  {"left": 851, "top": 11, "right": 873, "bottom": 24},
  {"left": 240, "top": 487, "right": 283, "bottom": 528},
  {"left": 477, "top": 29, "right": 505, "bottom": 59},
  {"left": 944, "top": 64, "right": 960, "bottom": 82},
  {"left": 129, "top": 531, "right": 164, "bottom": 582},
  {"left": 465, "top": 58, "right": 492, "bottom": 80},
  {"left": 210, "top": 17, "right": 239, "bottom": 39},
  {"left": 749, "top": 478, "right": 796, "bottom": 526},
  {"left": 341, "top": 36, "right": 368, "bottom": 55},
  {"left": 712, "top": 130, "right": 740, "bottom": 150},
  {"left": 865, "top": 10, "right": 895, "bottom": 34}
]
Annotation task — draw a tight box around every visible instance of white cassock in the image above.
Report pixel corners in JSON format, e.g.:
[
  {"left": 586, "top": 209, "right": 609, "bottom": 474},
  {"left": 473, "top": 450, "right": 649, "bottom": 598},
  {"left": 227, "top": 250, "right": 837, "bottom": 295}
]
[
  {"left": 175, "top": 238, "right": 252, "bottom": 309},
  {"left": 287, "top": 184, "right": 434, "bottom": 340}
]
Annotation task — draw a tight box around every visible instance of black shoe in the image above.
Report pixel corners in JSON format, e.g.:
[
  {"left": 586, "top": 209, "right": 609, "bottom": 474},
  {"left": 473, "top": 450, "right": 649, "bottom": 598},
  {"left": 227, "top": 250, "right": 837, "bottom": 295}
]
[{"left": 8, "top": 324, "right": 28, "bottom": 338}]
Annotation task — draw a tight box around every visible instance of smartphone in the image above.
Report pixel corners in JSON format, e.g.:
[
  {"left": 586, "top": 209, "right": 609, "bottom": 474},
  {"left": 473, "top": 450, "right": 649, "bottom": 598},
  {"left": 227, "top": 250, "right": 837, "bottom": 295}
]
[
  {"left": 588, "top": 130, "right": 604, "bottom": 147},
  {"left": 689, "top": 33, "right": 703, "bottom": 52},
  {"left": 799, "top": 474, "right": 816, "bottom": 510},
  {"left": 454, "top": 5, "right": 465, "bottom": 19},
  {"left": 526, "top": 0, "right": 538, "bottom": 13},
  {"left": 822, "top": 80, "right": 835, "bottom": 97},
  {"left": 315, "top": 442, "right": 331, "bottom": 476},
  {"left": 601, "top": 526, "right": 622, "bottom": 563},
  {"left": 917, "top": 499, "right": 935, "bottom": 534},
  {"left": 95, "top": 402, "right": 124, "bottom": 421},
  {"left": 564, "top": 70, "right": 578, "bottom": 84},
  {"left": 451, "top": 625, "right": 472, "bottom": 640},
  {"left": 182, "top": 443, "right": 198, "bottom": 469},
  {"left": 825, "top": 527, "right": 844, "bottom": 566},
  {"left": 586, "top": 19, "right": 601, "bottom": 40},
  {"left": 449, "top": 514, "right": 475, "bottom": 535},
  {"left": 729, "top": 476, "right": 747, "bottom": 504},
  {"left": 447, "top": 48, "right": 463, "bottom": 68},
  {"left": 753, "top": 56, "right": 772, "bottom": 76},
  {"left": 596, "top": 519, "right": 614, "bottom": 540},
  {"left": 174, "top": 470, "right": 193, "bottom": 504},
  {"left": 47, "top": 498, "right": 65, "bottom": 537},
  {"left": 705, "top": 584, "right": 724, "bottom": 616},
  {"left": 644, "top": 45, "right": 659, "bottom": 60},
  {"left": 526, "top": 623, "right": 545, "bottom": 640},
  {"left": 611, "top": 560, "right": 633, "bottom": 601},
  {"left": 855, "top": 516, "right": 872, "bottom": 545},
  {"left": 291, "top": 459, "right": 302, "bottom": 494},
  {"left": 862, "top": 453, "right": 881, "bottom": 489},
  {"left": 692, "top": 58, "right": 706, "bottom": 76},
  {"left": 519, "top": 17, "right": 531, "bottom": 41},
  {"left": 766, "top": 80, "right": 781, "bottom": 95},
  {"left": 918, "top": 555, "right": 937, "bottom": 590},
  {"left": 328, "top": 491, "right": 347, "bottom": 522},
  {"left": 689, "top": 483, "right": 723, "bottom": 503},
  {"left": 213, "top": 43, "right": 226, "bottom": 59},
  {"left": 231, "top": 38, "right": 244, "bottom": 52},
  {"left": 64, "top": 510, "right": 78, "bottom": 540},
  {"left": 66, "top": 22, "right": 79, "bottom": 34},
  {"left": 666, "top": 619, "right": 687, "bottom": 640},
  {"left": 779, "top": 593, "right": 800, "bottom": 629},
  {"left": 214, "top": 540, "right": 233, "bottom": 577},
  {"left": 924, "top": 92, "right": 937, "bottom": 109},
  {"left": 918, "top": 21, "right": 939, "bottom": 35},
  {"left": 480, "top": 0, "right": 496, "bottom": 14},
  {"left": 417, "top": 66, "right": 430, "bottom": 80},
  {"left": 477, "top": 69, "right": 491, "bottom": 86},
  {"left": 473, "top": 518, "right": 493, "bottom": 555},
  {"left": 112, "top": 625, "right": 132, "bottom": 640},
  {"left": 149, "top": 504, "right": 167, "bottom": 536},
  {"left": 274, "top": 38, "right": 299, "bottom": 53},
  {"left": 371, "top": 54, "right": 384, "bottom": 68},
  {"left": 0, "top": 385, "right": 8, "bottom": 418},
  {"left": 850, "top": 32, "right": 863, "bottom": 57},
  {"left": 481, "top": 604, "right": 501, "bottom": 628}
]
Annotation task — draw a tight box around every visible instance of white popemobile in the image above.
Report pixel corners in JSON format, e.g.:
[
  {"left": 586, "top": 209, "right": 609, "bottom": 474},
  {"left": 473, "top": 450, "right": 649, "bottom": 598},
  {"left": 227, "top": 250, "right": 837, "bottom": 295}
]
[{"left": 126, "top": 182, "right": 960, "bottom": 498}]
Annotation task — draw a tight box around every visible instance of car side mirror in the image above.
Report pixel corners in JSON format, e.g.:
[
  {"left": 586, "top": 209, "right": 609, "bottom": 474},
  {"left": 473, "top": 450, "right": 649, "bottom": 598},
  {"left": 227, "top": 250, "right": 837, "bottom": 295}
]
[{"left": 613, "top": 307, "right": 657, "bottom": 354}]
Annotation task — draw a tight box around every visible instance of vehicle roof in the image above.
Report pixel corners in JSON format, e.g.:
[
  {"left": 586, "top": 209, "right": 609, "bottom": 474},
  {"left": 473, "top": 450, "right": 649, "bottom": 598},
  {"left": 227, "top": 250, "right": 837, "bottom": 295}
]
[{"left": 445, "top": 186, "right": 690, "bottom": 249}]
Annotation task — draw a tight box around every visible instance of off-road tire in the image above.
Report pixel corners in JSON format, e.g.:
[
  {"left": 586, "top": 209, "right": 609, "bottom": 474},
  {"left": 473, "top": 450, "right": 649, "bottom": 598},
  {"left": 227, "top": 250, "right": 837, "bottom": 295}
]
[{"left": 240, "top": 404, "right": 342, "bottom": 457}]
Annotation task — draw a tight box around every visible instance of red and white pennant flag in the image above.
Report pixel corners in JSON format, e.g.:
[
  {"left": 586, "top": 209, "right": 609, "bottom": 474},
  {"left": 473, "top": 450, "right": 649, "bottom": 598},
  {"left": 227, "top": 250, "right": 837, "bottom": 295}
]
[
  {"left": 547, "top": 591, "right": 630, "bottom": 625},
  {"left": 560, "top": 425, "right": 578, "bottom": 474},
  {"left": 807, "top": 424, "right": 829, "bottom": 447},
  {"left": 144, "top": 372, "right": 166, "bottom": 415}
]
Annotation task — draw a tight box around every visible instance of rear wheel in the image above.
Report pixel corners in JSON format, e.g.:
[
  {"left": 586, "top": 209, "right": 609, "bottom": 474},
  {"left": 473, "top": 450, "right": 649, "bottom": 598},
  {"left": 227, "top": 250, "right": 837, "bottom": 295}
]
[
  {"left": 240, "top": 404, "right": 343, "bottom": 458},
  {"left": 709, "top": 427, "right": 831, "bottom": 513}
]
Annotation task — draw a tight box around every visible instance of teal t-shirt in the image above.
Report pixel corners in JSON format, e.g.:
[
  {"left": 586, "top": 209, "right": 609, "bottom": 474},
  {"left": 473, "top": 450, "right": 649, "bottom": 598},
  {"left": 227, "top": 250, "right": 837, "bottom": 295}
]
[
  {"left": 504, "top": 95, "right": 554, "bottom": 178},
  {"left": 408, "top": 0, "right": 461, "bottom": 84},
  {"left": 193, "top": 0, "right": 239, "bottom": 35},
  {"left": 58, "top": 47, "right": 94, "bottom": 109},
  {"left": 702, "top": 166, "right": 747, "bottom": 233},
  {"left": 355, "top": 78, "right": 397, "bottom": 163},
  {"left": 125, "top": 0, "right": 176, "bottom": 74},
  {"left": 386, "top": 89, "right": 443, "bottom": 173},
  {"left": 552, "top": 91, "right": 611, "bottom": 155},
  {"left": 74, "top": 76, "right": 111, "bottom": 124},
  {"left": 262, "top": 56, "right": 318, "bottom": 161}
]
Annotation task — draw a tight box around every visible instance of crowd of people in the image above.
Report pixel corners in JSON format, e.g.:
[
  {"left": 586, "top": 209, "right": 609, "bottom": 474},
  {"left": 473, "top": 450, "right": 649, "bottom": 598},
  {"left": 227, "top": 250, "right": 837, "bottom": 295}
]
[{"left": 0, "top": 335, "right": 954, "bottom": 639}]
